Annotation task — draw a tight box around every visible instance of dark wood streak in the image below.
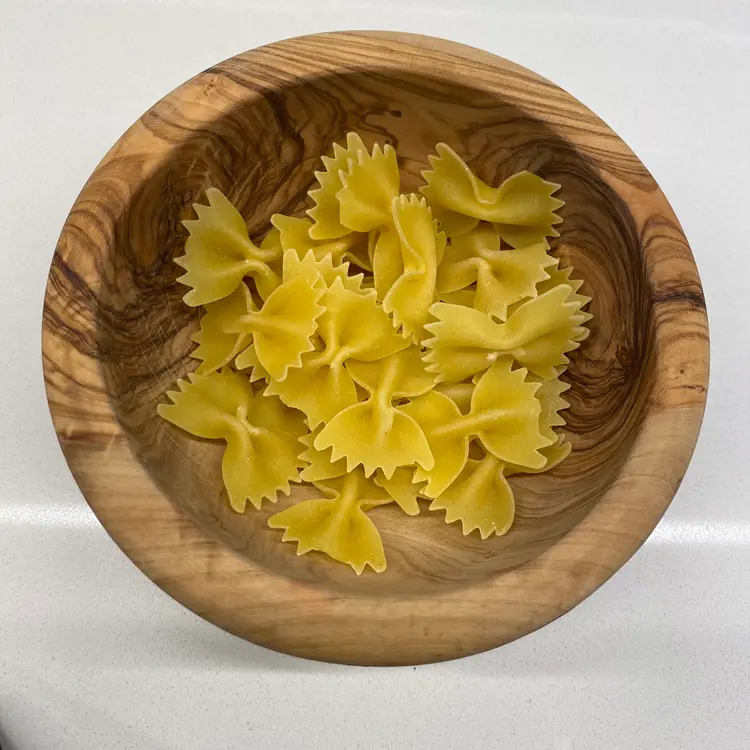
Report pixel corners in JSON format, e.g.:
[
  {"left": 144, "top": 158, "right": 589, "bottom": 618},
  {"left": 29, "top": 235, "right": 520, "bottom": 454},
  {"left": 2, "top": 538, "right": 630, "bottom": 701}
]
[
  {"left": 652, "top": 289, "right": 706, "bottom": 308},
  {"left": 41, "top": 32, "right": 709, "bottom": 665}
]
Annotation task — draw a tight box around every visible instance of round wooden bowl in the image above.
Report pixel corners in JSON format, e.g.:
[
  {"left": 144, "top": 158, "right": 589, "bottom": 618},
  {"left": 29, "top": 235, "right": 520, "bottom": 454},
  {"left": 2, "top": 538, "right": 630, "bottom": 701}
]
[{"left": 42, "top": 31, "right": 709, "bottom": 665}]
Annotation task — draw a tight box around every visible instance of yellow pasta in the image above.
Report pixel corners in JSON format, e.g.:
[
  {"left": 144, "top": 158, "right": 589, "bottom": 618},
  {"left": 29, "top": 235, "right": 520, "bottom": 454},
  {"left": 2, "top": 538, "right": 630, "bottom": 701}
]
[
  {"left": 157, "top": 369, "right": 303, "bottom": 512},
  {"left": 436, "top": 374, "right": 572, "bottom": 460},
  {"left": 271, "top": 431, "right": 393, "bottom": 572},
  {"left": 434, "top": 382, "right": 474, "bottom": 412},
  {"left": 298, "top": 431, "right": 347, "bottom": 482},
  {"left": 381, "top": 195, "right": 445, "bottom": 340},
  {"left": 259, "top": 225, "right": 283, "bottom": 254},
  {"left": 308, "top": 131, "right": 368, "bottom": 240},
  {"left": 270, "top": 213, "right": 370, "bottom": 271},
  {"left": 233, "top": 341, "right": 269, "bottom": 383},
  {"left": 430, "top": 453, "right": 515, "bottom": 539},
  {"left": 159, "top": 133, "right": 593, "bottom": 573},
  {"left": 371, "top": 226, "right": 403, "bottom": 301},
  {"left": 337, "top": 143, "right": 400, "bottom": 232},
  {"left": 429, "top": 201, "right": 480, "bottom": 238},
  {"left": 372, "top": 201, "right": 443, "bottom": 308},
  {"left": 191, "top": 283, "right": 254, "bottom": 375},
  {"left": 506, "top": 434, "right": 572, "bottom": 476},
  {"left": 268, "top": 468, "right": 391, "bottom": 574},
  {"left": 431, "top": 372, "right": 572, "bottom": 538},
  {"left": 421, "top": 143, "right": 564, "bottom": 248},
  {"left": 533, "top": 375, "right": 571, "bottom": 441},
  {"left": 176, "top": 188, "right": 281, "bottom": 305},
  {"left": 401, "top": 358, "right": 551, "bottom": 497},
  {"left": 267, "top": 275, "right": 409, "bottom": 428},
  {"left": 374, "top": 467, "right": 423, "bottom": 516},
  {"left": 281, "top": 245, "right": 365, "bottom": 295},
  {"left": 537, "top": 262, "right": 593, "bottom": 336},
  {"left": 231, "top": 250, "right": 326, "bottom": 381},
  {"left": 424, "top": 282, "right": 587, "bottom": 381},
  {"left": 314, "top": 347, "right": 435, "bottom": 478},
  {"left": 438, "top": 289, "right": 477, "bottom": 307},
  {"left": 437, "top": 224, "right": 556, "bottom": 321}
]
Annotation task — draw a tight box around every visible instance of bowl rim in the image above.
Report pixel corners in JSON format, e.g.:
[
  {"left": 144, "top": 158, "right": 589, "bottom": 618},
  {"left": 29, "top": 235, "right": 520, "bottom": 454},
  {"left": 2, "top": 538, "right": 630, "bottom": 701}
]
[{"left": 41, "top": 30, "right": 709, "bottom": 666}]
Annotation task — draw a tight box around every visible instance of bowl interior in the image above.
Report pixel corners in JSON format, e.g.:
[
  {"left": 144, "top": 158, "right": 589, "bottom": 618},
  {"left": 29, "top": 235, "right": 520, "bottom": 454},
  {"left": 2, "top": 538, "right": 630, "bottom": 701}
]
[{"left": 97, "top": 67, "right": 653, "bottom": 596}]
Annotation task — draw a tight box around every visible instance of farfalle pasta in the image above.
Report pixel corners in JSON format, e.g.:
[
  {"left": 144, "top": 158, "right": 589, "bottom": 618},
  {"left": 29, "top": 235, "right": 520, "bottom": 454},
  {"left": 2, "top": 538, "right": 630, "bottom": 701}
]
[
  {"left": 230, "top": 250, "right": 326, "bottom": 381},
  {"left": 269, "top": 468, "right": 392, "bottom": 574},
  {"left": 159, "top": 133, "right": 592, "bottom": 574},
  {"left": 176, "top": 188, "right": 281, "bottom": 304},
  {"left": 267, "top": 268, "right": 408, "bottom": 428},
  {"left": 314, "top": 347, "right": 435, "bottom": 478},
  {"left": 401, "top": 359, "right": 551, "bottom": 497},
  {"left": 307, "top": 131, "right": 368, "bottom": 240},
  {"left": 421, "top": 143, "right": 564, "bottom": 248},
  {"left": 157, "top": 368, "right": 304, "bottom": 513},
  {"left": 381, "top": 195, "right": 445, "bottom": 340},
  {"left": 436, "top": 224, "right": 556, "bottom": 320},
  {"left": 423, "top": 283, "right": 587, "bottom": 381}
]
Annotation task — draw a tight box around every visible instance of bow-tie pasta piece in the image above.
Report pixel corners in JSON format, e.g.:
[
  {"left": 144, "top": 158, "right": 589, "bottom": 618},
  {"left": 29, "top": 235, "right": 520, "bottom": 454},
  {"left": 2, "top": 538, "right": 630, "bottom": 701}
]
[
  {"left": 308, "top": 132, "right": 369, "bottom": 240},
  {"left": 268, "top": 468, "right": 392, "bottom": 574},
  {"left": 176, "top": 188, "right": 281, "bottom": 305},
  {"left": 270, "top": 213, "right": 370, "bottom": 271},
  {"left": 267, "top": 276, "right": 410, "bottom": 427},
  {"left": 399, "top": 390, "right": 471, "bottom": 498},
  {"left": 431, "top": 381, "right": 571, "bottom": 538},
  {"left": 505, "top": 434, "right": 572, "bottom": 476},
  {"left": 504, "top": 374, "right": 572, "bottom": 474},
  {"left": 503, "top": 283, "right": 590, "bottom": 378},
  {"left": 315, "top": 347, "right": 435, "bottom": 478},
  {"left": 430, "top": 453, "right": 515, "bottom": 539},
  {"left": 232, "top": 250, "right": 326, "bottom": 381},
  {"left": 438, "top": 289, "right": 476, "bottom": 307},
  {"left": 424, "top": 283, "right": 582, "bottom": 381},
  {"left": 537, "top": 262, "right": 593, "bottom": 338},
  {"left": 402, "top": 358, "right": 549, "bottom": 497},
  {"left": 259, "top": 226, "right": 283, "bottom": 254},
  {"left": 428, "top": 371, "right": 569, "bottom": 538},
  {"left": 428, "top": 200, "right": 480, "bottom": 238},
  {"left": 469, "top": 359, "right": 552, "bottom": 468},
  {"left": 382, "top": 195, "right": 445, "bottom": 340},
  {"left": 251, "top": 388, "right": 308, "bottom": 438},
  {"left": 434, "top": 382, "right": 474, "bottom": 412},
  {"left": 157, "top": 369, "right": 303, "bottom": 512},
  {"left": 374, "top": 467, "right": 423, "bottom": 516},
  {"left": 337, "top": 143, "right": 400, "bottom": 232},
  {"left": 437, "top": 225, "right": 556, "bottom": 321},
  {"left": 533, "top": 374, "right": 571, "bottom": 442},
  {"left": 299, "top": 431, "right": 348, "bottom": 482},
  {"left": 234, "top": 342, "right": 269, "bottom": 384},
  {"left": 281, "top": 246, "right": 364, "bottom": 295},
  {"left": 372, "top": 226, "right": 403, "bottom": 301},
  {"left": 421, "top": 144, "right": 564, "bottom": 248},
  {"left": 191, "top": 283, "right": 254, "bottom": 375},
  {"left": 372, "top": 202, "right": 448, "bottom": 306}
]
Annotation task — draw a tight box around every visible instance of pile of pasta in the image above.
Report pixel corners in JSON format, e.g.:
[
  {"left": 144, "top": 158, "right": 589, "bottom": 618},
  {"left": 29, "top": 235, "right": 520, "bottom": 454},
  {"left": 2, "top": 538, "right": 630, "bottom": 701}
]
[{"left": 158, "top": 133, "right": 592, "bottom": 574}]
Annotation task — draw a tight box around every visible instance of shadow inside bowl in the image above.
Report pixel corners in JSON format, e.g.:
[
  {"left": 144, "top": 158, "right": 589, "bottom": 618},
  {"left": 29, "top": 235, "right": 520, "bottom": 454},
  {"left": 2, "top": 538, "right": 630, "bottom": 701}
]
[{"left": 95, "top": 67, "right": 653, "bottom": 597}]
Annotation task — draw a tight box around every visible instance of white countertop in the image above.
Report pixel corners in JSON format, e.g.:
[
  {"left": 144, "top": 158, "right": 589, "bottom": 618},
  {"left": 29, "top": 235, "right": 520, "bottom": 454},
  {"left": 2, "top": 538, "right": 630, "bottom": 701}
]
[{"left": 1, "top": 1, "right": 748, "bottom": 748}]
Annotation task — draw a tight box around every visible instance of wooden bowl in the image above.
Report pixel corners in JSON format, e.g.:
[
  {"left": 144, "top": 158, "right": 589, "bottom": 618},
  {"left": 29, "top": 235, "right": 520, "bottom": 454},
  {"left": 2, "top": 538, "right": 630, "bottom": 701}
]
[{"left": 42, "top": 31, "right": 709, "bottom": 665}]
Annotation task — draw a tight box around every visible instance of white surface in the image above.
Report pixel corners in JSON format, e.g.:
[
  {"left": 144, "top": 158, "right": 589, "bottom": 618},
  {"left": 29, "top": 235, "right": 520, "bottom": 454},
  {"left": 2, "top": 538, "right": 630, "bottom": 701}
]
[{"left": 0, "top": 1, "right": 747, "bottom": 748}]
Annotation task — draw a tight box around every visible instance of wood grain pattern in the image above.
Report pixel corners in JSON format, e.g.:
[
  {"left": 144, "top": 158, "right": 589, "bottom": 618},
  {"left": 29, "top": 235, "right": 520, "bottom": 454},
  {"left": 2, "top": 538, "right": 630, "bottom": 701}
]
[{"left": 42, "top": 32, "right": 709, "bottom": 665}]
